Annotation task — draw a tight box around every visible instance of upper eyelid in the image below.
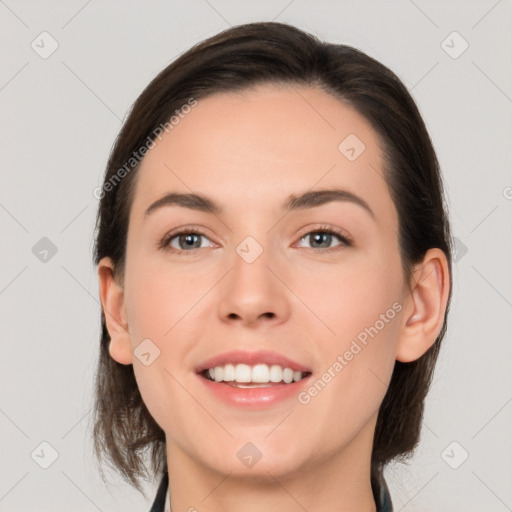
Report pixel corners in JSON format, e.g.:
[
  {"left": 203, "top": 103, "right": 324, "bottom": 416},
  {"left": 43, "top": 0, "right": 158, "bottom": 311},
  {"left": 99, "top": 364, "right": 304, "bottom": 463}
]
[{"left": 295, "top": 225, "right": 352, "bottom": 243}]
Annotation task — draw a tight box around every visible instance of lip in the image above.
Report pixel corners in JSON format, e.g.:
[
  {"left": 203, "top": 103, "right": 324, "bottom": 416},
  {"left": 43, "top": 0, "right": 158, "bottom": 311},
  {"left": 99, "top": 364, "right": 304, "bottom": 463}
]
[
  {"left": 194, "top": 349, "right": 313, "bottom": 409},
  {"left": 194, "top": 349, "right": 312, "bottom": 374},
  {"left": 196, "top": 372, "right": 313, "bottom": 408}
]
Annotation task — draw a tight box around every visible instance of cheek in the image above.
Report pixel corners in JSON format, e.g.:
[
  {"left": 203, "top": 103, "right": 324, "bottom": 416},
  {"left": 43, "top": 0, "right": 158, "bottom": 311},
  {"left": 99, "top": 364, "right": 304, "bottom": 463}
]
[
  {"left": 122, "top": 261, "right": 209, "bottom": 421},
  {"left": 294, "top": 248, "right": 402, "bottom": 422},
  {"left": 122, "top": 264, "right": 200, "bottom": 435},
  {"left": 297, "top": 306, "right": 400, "bottom": 450},
  {"left": 292, "top": 245, "right": 403, "bottom": 344},
  {"left": 123, "top": 259, "right": 205, "bottom": 346}
]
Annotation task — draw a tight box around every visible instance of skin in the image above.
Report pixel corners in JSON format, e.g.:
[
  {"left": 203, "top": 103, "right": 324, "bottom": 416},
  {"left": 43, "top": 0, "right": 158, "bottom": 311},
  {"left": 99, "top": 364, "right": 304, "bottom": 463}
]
[{"left": 98, "top": 83, "right": 450, "bottom": 512}]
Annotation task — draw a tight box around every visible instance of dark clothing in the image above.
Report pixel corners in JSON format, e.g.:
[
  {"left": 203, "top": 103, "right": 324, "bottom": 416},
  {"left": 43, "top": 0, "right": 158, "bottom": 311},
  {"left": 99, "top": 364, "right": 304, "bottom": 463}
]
[
  {"left": 148, "top": 470, "right": 168, "bottom": 512},
  {"left": 148, "top": 469, "right": 393, "bottom": 511}
]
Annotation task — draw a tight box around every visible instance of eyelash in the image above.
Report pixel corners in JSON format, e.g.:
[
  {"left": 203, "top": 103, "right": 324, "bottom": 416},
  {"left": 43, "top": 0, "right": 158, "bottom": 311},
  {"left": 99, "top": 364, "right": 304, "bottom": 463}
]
[{"left": 158, "top": 225, "right": 352, "bottom": 255}]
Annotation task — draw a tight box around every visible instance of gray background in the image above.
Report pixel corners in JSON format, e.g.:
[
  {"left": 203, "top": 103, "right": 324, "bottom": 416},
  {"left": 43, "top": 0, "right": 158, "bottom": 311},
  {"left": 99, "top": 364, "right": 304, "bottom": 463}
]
[{"left": 1, "top": 0, "right": 511, "bottom": 511}]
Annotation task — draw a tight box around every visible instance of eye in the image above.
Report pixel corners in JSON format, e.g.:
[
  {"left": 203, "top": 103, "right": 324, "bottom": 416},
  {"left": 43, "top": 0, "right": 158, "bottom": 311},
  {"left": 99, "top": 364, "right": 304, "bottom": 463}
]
[
  {"left": 295, "top": 226, "right": 352, "bottom": 251},
  {"left": 160, "top": 229, "right": 215, "bottom": 253},
  {"left": 158, "top": 225, "right": 352, "bottom": 254}
]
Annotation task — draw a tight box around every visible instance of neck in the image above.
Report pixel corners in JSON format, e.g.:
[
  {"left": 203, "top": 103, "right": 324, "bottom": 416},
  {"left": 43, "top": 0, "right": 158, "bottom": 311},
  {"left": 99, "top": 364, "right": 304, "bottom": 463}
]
[{"left": 164, "top": 419, "right": 378, "bottom": 512}]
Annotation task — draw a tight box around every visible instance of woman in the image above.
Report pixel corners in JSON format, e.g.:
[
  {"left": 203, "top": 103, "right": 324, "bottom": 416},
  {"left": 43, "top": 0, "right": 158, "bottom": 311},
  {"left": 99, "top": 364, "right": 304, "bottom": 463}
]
[{"left": 92, "top": 21, "right": 452, "bottom": 511}]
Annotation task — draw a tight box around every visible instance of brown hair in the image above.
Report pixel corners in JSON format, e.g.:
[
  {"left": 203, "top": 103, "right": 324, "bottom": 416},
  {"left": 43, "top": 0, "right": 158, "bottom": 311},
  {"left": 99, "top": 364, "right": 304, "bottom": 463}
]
[{"left": 91, "top": 21, "right": 453, "bottom": 496}]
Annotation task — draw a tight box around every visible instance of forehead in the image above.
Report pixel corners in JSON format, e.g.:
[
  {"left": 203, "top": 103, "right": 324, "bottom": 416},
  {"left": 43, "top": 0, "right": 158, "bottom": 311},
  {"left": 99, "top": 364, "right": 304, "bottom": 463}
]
[{"left": 130, "top": 84, "right": 395, "bottom": 225}]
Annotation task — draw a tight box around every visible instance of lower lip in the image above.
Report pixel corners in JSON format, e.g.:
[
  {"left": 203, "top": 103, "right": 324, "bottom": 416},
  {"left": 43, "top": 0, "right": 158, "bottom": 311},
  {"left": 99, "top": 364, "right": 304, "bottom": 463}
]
[{"left": 196, "top": 373, "right": 312, "bottom": 408}]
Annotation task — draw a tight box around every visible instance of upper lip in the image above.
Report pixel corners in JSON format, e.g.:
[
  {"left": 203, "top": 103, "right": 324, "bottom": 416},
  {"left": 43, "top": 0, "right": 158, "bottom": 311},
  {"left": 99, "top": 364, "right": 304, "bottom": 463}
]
[{"left": 195, "top": 349, "right": 312, "bottom": 374}]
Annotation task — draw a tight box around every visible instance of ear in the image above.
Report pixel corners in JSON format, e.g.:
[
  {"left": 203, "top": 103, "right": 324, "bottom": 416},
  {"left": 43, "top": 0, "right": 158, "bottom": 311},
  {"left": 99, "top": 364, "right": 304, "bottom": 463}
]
[
  {"left": 97, "top": 257, "right": 133, "bottom": 365},
  {"left": 396, "top": 248, "right": 451, "bottom": 363}
]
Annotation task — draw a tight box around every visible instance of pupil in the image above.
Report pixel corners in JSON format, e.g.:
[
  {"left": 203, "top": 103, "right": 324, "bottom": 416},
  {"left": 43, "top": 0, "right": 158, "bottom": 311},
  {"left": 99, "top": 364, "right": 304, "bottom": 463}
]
[
  {"left": 181, "top": 234, "right": 199, "bottom": 249},
  {"left": 312, "top": 233, "right": 330, "bottom": 248}
]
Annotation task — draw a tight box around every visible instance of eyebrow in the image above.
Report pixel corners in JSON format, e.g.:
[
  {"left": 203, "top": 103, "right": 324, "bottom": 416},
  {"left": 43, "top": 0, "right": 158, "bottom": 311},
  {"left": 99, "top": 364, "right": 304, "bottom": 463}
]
[{"left": 144, "top": 188, "right": 375, "bottom": 220}]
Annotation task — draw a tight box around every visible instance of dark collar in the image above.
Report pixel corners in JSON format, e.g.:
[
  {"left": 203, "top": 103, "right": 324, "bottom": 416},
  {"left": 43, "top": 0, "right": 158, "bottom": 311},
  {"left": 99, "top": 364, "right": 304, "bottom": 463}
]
[
  {"left": 148, "top": 469, "right": 393, "bottom": 512},
  {"left": 148, "top": 469, "right": 168, "bottom": 512},
  {"left": 372, "top": 470, "right": 394, "bottom": 512}
]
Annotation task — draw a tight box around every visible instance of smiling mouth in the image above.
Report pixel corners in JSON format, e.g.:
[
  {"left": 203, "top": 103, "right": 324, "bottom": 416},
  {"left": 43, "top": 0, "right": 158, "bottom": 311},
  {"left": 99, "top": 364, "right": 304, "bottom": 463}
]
[{"left": 199, "top": 369, "right": 312, "bottom": 387}]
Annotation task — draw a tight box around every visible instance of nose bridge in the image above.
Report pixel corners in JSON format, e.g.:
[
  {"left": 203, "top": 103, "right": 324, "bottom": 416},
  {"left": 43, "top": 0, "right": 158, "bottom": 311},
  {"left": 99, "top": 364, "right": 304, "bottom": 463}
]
[
  {"left": 217, "top": 232, "right": 289, "bottom": 324},
  {"left": 231, "top": 233, "right": 276, "bottom": 299}
]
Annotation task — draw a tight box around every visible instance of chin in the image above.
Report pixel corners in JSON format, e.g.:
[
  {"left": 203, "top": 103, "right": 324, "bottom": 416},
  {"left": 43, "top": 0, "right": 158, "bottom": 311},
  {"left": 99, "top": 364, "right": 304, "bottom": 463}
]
[{"left": 193, "top": 438, "right": 314, "bottom": 481}]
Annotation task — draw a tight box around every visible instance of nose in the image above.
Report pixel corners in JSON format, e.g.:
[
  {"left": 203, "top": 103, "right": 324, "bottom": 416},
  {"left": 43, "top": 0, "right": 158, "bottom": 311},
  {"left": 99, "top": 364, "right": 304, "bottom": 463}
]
[{"left": 217, "top": 241, "right": 291, "bottom": 328}]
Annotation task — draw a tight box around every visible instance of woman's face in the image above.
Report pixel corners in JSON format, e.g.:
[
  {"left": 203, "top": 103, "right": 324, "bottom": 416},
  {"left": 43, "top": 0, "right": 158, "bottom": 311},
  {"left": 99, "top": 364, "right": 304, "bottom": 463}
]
[{"left": 109, "top": 84, "right": 409, "bottom": 478}]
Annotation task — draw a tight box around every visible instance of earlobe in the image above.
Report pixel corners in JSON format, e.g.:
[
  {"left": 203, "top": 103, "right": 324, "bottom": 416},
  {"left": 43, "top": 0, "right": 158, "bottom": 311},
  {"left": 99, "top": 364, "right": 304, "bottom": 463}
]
[
  {"left": 97, "top": 257, "right": 133, "bottom": 365},
  {"left": 108, "top": 336, "right": 133, "bottom": 365},
  {"left": 396, "top": 248, "right": 450, "bottom": 363}
]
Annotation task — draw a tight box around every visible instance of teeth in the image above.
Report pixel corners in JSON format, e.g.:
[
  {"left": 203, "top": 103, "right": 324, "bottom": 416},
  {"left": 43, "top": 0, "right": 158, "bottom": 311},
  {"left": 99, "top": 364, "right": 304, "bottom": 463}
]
[
  {"left": 223, "top": 363, "right": 235, "bottom": 381},
  {"left": 283, "top": 368, "right": 294, "bottom": 384},
  {"left": 252, "top": 363, "right": 269, "bottom": 383},
  {"left": 205, "top": 363, "right": 306, "bottom": 384}
]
